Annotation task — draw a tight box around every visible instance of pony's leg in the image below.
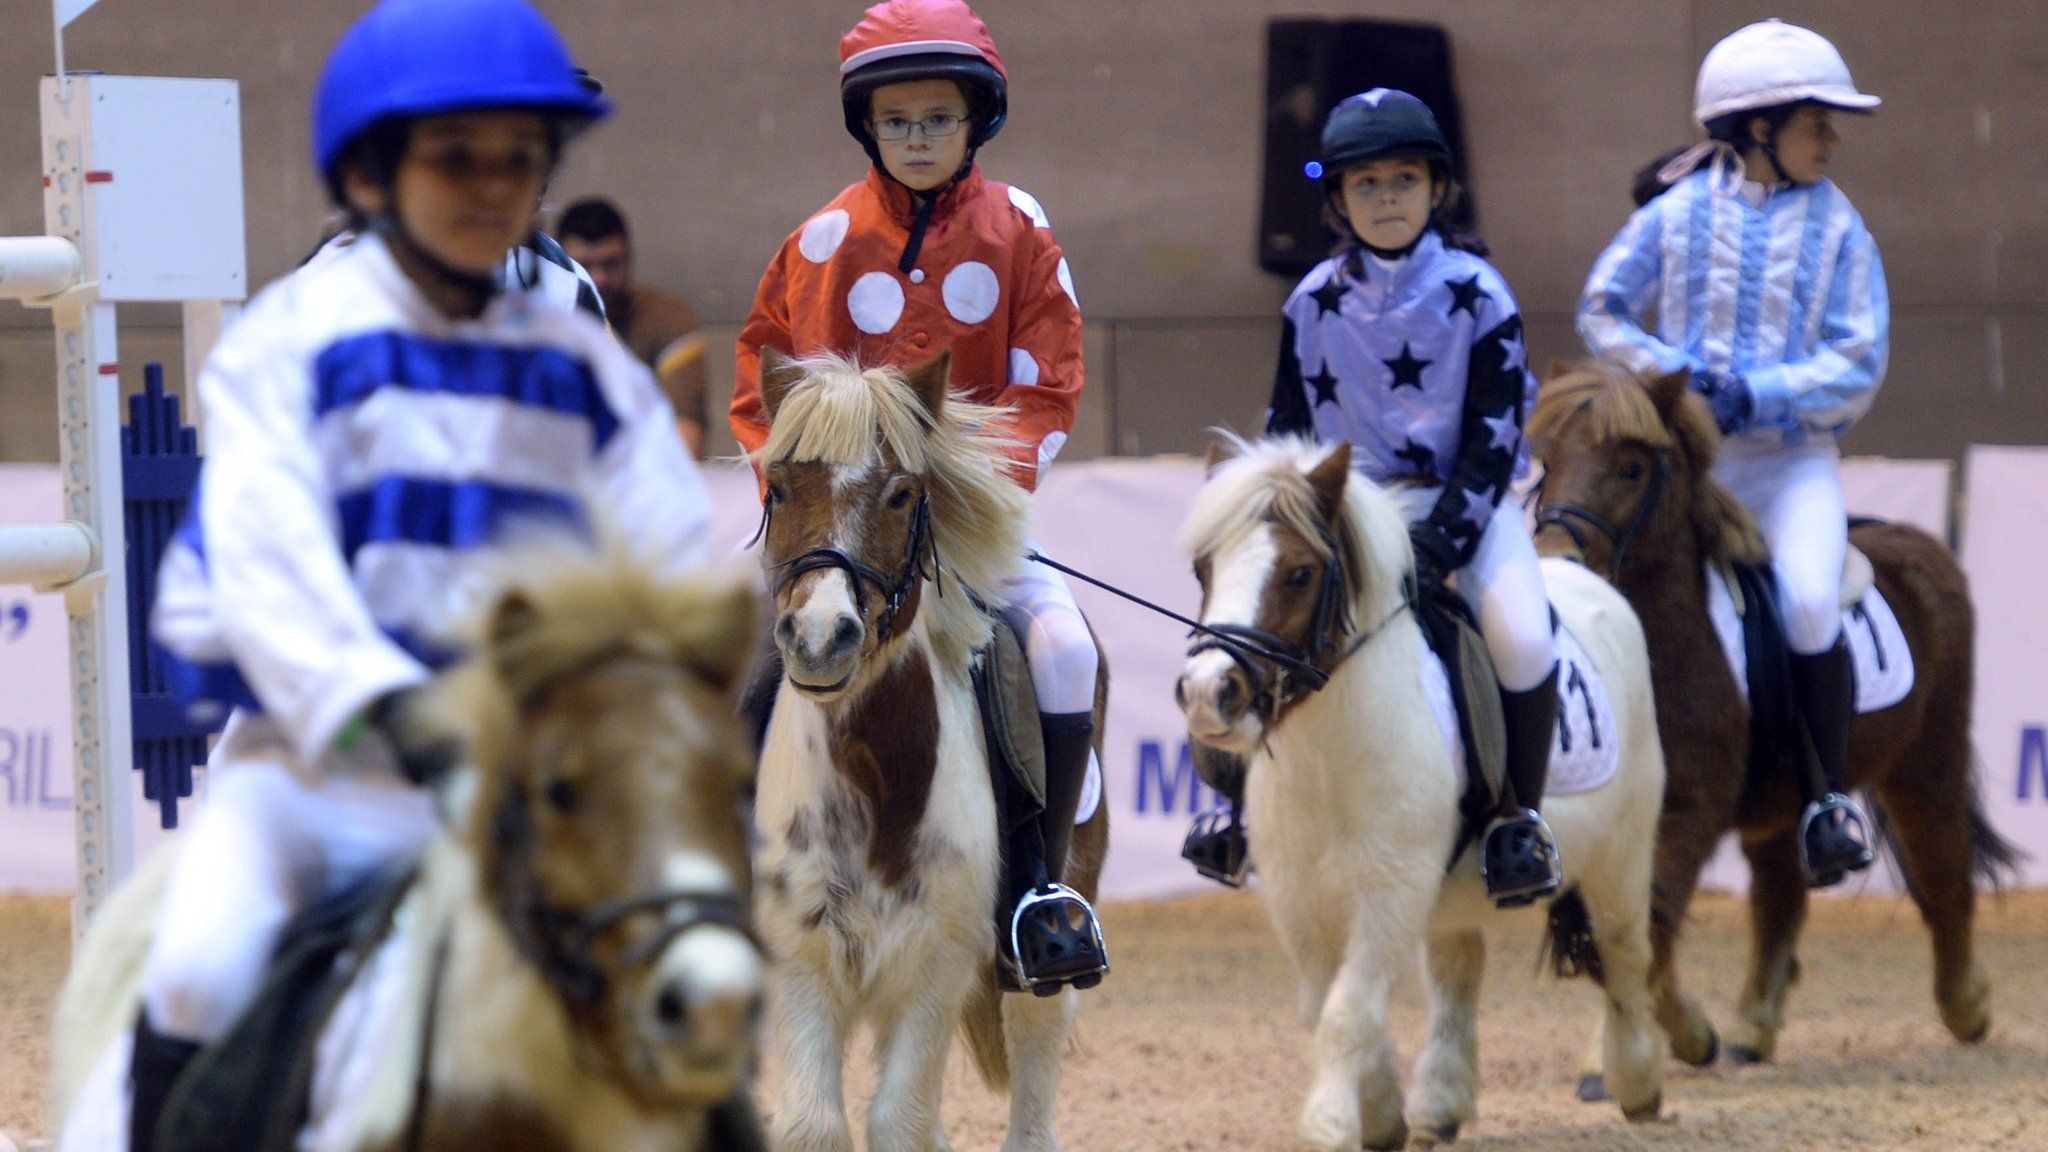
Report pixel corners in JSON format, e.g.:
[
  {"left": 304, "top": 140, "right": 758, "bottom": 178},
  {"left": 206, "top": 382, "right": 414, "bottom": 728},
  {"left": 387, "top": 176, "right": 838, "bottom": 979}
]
[
  {"left": 1295, "top": 896, "right": 1422, "bottom": 1152},
  {"left": 1873, "top": 760, "right": 1991, "bottom": 1042},
  {"left": 868, "top": 975, "right": 969, "bottom": 1152},
  {"left": 1727, "top": 825, "right": 1808, "bottom": 1063},
  {"left": 998, "top": 985, "right": 1077, "bottom": 1152},
  {"left": 1578, "top": 871, "right": 1665, "bottom": 1121},
  {"left": 769, "top": 959, "right": 856, "bottom": 1152},
  {"left": 1407, "top": 930, "right": 1484, "bottom": 1146}
]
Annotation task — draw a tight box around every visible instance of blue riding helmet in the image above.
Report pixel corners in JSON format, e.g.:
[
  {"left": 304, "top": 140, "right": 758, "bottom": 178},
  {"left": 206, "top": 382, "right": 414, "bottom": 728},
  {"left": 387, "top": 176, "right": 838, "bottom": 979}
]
[
  {"left": 312, "top": 0, "right": 610, "bottom": 182},
  {"left": 1306, "top": 88, "right": 1451, "bottom": 182}
]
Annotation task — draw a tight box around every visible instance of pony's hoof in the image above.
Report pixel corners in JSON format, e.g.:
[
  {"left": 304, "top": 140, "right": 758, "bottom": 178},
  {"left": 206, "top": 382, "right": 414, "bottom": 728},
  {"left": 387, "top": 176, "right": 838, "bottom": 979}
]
[
  {"left": 1576, "top": 1074, "right": 1611, "bottom": 1103},
  {"left": 1940, "top": 971, "right": 1992, "bottom": 1043},
  {"left": 1410, "top": 1121, "right": 1460, "bottom": 1147},
  {"left": 1622, "top": 1093, "right": 1663, "bottom": 1123},
  {"left": 1361, "top": 1119, "right": 1409, "bottom": 1151},
  {"left": 1724, "top": 1043, "right": 1768, "bottom": 1066},
  {"left": 1674, "top": 1025, "right": 1719, "bottom": 1067}
]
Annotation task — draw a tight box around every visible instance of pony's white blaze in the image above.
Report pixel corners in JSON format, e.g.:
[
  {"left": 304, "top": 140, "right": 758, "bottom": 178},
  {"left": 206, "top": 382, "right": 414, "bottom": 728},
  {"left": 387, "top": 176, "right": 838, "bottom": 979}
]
[{"left": 1182, "top": 523, "right": 1279, "bottom": 747}]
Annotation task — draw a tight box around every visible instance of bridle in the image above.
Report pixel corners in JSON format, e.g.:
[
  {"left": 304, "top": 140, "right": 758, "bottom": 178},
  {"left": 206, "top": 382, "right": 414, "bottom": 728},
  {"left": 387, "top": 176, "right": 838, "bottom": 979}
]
[
  {"left": 1182, "top": 521, "right": 1407, "bottom": 725},
  {"left": 755, "top": 487, "right": 938, "bottom": 647},
  {"left": 1532, "top": 448, "right": 1671, "bottom": 580}
]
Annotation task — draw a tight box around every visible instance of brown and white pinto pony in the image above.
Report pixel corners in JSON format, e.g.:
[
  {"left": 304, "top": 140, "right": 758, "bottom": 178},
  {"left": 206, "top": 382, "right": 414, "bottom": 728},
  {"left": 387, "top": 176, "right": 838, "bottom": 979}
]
[
  {"left": 52, "top": 543, "right": 768, "bottom": 1152},
  {"left": 1529, "top": 361, "right": 2020, "bottom": 1084},
  {"left": 1176, "top": 436, "right": 1666, "bottom": 1150},
  {"left": 750, "top": 349, "right": 1109, "bottom": 1152}
]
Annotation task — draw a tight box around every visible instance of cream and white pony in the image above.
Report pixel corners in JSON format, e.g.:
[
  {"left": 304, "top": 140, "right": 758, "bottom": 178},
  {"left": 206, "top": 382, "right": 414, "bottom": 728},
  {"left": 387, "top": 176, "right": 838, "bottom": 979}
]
[
  {"left": 51, "top": 548, "right": 767, "bottom": 1152},
  {"left": 749, "top": 350, "right": 1108, "bottom": 1152},
  {"left": 1176, "top": 437, "right": 1667, "bottom": 1149}
]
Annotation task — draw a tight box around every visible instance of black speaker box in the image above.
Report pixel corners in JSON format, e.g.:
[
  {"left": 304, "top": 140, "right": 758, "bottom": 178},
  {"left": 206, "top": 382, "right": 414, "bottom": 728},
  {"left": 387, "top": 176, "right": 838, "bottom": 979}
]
[{"left": 1258, "top": 18, "right": 1474, "bottom": 278}]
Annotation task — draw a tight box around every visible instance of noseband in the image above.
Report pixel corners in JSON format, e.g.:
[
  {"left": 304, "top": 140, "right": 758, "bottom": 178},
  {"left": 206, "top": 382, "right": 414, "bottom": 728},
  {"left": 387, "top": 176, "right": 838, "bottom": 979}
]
[
  {"left": 1533, "top": 449, "right": 1670, "bottom": 579},
  {"left": 758, "top": 489, "right": 937, "bottom": 646}
]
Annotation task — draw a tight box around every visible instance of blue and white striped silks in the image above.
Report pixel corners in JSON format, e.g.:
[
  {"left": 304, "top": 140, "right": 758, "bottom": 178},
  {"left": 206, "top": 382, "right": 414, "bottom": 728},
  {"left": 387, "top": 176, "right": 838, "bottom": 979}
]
[
  {"left": 1577, "top": 170, "right": 1889, "bottom": 446},
  {"left": 151, "top": 234, "right": 713, "bottom": 764}
]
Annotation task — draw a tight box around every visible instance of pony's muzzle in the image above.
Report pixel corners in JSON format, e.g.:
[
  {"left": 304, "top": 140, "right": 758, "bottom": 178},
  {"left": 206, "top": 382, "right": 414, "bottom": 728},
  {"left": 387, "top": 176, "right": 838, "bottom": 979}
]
[
  {"left": 775, "top": 574, "right": 867, "bottom": 691},
  {"left": 1178, "top": 653, "right": 1260, "bottom": 751},
  {"left": 637, "top": 927, "right": 765, "bottom": 1099}
]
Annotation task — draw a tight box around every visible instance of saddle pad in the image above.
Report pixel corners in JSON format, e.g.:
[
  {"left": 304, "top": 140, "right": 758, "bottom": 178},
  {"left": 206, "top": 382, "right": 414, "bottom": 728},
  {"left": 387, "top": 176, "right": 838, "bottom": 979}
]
[
  {"left": 1707, "top": 566, "right": 1915, "bottom": 714},
  {"left": 1416, "top": 622, "right": 1619, "bottom": 799}
]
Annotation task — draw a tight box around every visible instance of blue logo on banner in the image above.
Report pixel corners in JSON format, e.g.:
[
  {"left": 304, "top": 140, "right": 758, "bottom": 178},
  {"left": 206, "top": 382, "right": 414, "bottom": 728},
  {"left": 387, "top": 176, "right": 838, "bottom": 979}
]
[
  {"left": 1134, "top": 739, "right": 1226, "bottom": 815},
  {"left": 2017, "top": 725, "right": 2048, "bottom": 803},
  {"left": 0, "top": 726, "right": 70, "bottom": 810}
]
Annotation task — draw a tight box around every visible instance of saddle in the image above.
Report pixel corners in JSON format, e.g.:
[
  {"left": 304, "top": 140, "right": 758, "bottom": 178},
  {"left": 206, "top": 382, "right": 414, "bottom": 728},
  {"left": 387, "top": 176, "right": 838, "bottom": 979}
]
[
  {"left": 155, "top": 869, "right": 414, "bottom": 1152},
  {"left": 1410, "top": 583, "right": 1510, "bottom": 866},
  {"left": 971, "top": 619, "right": 1049, "bottom": 827}
]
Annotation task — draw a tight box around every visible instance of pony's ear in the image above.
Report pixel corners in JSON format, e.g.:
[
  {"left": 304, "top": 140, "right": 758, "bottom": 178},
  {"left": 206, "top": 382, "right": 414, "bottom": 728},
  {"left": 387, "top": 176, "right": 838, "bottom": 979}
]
[
  {"left": 1204, "top": 438, "right": 1240, "bottom": 477},
  {"left": 903, "top": 349, "right": 953, "bottom": 416},
  {"left": 670, "top": 568, "right": 763, "bottom": 695},
  {"left": 1306, "top": 442, "right": 1351, "bottom": 517},
  {"left": 485, "top": 588, "right": 541, "bottom": 679},
  {"left": 1648, "top": 369, "right": 1691, "bottom": 424},
  {"left": 759, "top": 348, "right": 805, "bottom": 418}
]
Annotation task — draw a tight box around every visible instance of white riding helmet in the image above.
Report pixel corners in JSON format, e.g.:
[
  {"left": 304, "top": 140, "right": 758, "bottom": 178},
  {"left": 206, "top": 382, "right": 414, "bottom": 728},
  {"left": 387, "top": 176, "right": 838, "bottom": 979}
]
[{"left": 1693, "top": 19, "right": 1879, "bottom": 125}]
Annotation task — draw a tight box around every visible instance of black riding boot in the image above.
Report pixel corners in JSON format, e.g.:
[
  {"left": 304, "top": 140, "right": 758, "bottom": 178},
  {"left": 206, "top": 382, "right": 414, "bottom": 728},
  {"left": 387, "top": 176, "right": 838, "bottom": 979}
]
[
  {"left": 1791, "top": 638, "right": 1873, "bottom": 887},
  {"left": 1484, "top": 665, "right": 1564, "bottom": 908},
  {"left": 1182, "top": 742, "right": 1251, "bottom": 886},
  {"left": 130, "top": 1011, "right": 201, "bottom": 1152},
  {"left": 1003, "top": 712, "right": 1108, "bottom": 995}
]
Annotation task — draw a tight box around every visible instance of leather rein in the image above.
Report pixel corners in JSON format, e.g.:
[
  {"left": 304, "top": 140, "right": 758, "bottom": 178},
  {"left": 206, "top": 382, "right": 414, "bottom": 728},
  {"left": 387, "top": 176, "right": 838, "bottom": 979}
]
[{"left": 1531, "top": 449, "right": 1671, "bottom": 580}]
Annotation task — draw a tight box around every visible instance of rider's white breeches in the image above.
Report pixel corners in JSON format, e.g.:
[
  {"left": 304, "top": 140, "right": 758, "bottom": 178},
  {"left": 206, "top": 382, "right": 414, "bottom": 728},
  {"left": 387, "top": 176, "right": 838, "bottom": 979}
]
[
  {"left": 139, "top": 714, "right": 436, "bottom": 1043},
  {"left": 1002, "top": 538, "right": 1099, "bottom": 716},
  {"left": 1456, "top": 504, "right": 1556, "bottom": 692},
  {"left": 1715, "top": 438, "right": 1847, "bottom": 655}
]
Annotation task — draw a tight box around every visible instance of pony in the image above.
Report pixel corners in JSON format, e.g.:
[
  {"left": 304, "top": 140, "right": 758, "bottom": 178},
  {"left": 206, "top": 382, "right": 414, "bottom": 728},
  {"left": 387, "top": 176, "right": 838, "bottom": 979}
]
[
  {"left": 1175, "top": 435, "right": 1667, "bottom": 1149},
  {"left": 749, "top": 349, "right": 1109, "bottom": 1152},
  {"left": 1527, "top": 360, "right": 2020, "bottom": 1081},
  {"left": 51, "top": 544, "right": 768, "bottom": 1152}
]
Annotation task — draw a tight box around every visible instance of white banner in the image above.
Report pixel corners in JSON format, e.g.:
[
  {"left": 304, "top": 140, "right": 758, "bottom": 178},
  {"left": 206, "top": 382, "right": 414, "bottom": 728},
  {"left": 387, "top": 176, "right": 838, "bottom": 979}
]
[{"left": 1958, "top": 447, "right": 2048, "bottom": 888}]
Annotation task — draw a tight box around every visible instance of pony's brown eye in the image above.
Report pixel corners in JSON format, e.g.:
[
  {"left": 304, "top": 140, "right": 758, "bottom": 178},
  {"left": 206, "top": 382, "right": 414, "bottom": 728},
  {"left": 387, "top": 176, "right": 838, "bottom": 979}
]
[
  {"left": 766, "top": 483, "right": 789, "bottom": 505},
  {"left": 1285, "top": 565, "right": 1316, "bottom": 589},
  {"left": 887, "top": 486, "right": 914, "bottom": 510},
  {"left": 1620, "top": 462, "right": 1646, "bottom": 482},
  {"left": 544, "top": 777, "right": 581, "bottom": 813}
]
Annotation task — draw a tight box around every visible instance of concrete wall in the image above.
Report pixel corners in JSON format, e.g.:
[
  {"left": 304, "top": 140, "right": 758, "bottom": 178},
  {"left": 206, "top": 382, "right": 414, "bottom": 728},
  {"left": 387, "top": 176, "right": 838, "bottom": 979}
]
[{"left": 3, "top": 1, "right": 2043, "bottom": 466}]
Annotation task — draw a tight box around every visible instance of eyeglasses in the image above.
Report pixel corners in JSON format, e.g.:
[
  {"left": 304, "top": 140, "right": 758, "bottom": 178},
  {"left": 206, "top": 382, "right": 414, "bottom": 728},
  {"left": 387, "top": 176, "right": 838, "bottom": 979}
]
[{"left": 871, "top": 113, "right": 966, "bottom": 142}]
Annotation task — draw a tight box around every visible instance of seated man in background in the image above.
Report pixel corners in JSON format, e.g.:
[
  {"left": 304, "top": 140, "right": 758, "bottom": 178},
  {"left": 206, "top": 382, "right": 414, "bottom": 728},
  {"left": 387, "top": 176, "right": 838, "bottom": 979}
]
[{"left": 558, "top": 197, "right": 712, "bottom": 456}]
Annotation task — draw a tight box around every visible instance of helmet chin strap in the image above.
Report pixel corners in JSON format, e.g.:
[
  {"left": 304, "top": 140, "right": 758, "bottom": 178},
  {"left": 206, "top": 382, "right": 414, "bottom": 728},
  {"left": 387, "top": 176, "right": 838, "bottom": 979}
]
[{"left": 881, "top": 148, "right": 978, "bottom": 275}]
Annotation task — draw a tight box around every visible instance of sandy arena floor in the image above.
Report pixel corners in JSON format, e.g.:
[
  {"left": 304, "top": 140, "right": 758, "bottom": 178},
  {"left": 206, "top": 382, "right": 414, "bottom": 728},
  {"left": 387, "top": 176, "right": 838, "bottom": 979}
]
[{"left": 3, "top": 888, "right": 2044, "bottom": 1150}]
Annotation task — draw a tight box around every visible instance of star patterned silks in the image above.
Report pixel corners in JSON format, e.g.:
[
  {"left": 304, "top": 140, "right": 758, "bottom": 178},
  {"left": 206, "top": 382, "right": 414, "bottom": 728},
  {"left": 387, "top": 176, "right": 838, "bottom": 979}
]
[
  {"left": 1484, "top": 411, "right": 1520, "bottom": 453},
  {"left": 1306, "top": 363, "right": 1342, "bottom": 407},
  {"left": 1308, "top": 277, "right": 1350, "bottom": 319},
  {"left": 1445, "top": 274, "right": 1490, "bottom": 319},
  {"left": 1383, "top": 343, "right": 1432, "bottom": 391},
  {"left": 1393, "top": 438, "right": 1437, "bottom": 474}
]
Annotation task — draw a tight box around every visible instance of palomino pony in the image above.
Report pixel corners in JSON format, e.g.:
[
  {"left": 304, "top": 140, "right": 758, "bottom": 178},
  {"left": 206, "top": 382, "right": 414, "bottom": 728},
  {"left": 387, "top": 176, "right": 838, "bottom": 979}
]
[
  {"left": 1529, "top": 361, "right": 2019, "bottom": 1078},
  {"left": 1176, "top": 436, "right": 1667, "bottom": 1149},
  {"left": 52, "top": 547, "right": 767, "bottom": 1152},
  {"left": 749, "top": 350, "right": 1108, "bottom": 1152}
]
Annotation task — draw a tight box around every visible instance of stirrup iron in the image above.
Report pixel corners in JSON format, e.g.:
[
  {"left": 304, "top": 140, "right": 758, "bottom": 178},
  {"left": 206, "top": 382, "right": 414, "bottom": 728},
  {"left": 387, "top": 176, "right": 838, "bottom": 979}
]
[
  {"left": 1800, "top": 792, "right": 1874, "bottom": 888},
  {"left": 1181, "top": 806, "right": 1252, "bottom": 887},
  {"left": 1481, "top": 808, "right": 1563, "bottom": 908},
  {"left": 1009, "top": 882, "right": 1109, "bottom": 995}
]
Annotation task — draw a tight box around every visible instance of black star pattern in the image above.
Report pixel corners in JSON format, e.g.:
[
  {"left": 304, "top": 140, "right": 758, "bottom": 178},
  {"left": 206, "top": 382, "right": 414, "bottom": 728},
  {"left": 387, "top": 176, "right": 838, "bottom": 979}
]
[
  {"left": 1305, "top": 363, "right": 1342, "bottom": 407},
  {"left": 1383, "top": 343, "right": 1432, "bottom": 391},
  {"left": 1393, "top": 438, "right": 1436, "bottom": 475},
  {"left": 1445, "top": 274, "right": 1491, "bottom": 319},
  {"left": 1308, "top": 277, "right": 1350, "bottom": 318}
]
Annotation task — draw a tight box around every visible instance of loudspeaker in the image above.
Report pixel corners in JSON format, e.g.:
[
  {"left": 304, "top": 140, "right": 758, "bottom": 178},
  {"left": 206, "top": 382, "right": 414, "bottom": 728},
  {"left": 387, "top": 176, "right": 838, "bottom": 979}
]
[{"left": 1258, "top": 18, "right": 1475, "bottom": 278}]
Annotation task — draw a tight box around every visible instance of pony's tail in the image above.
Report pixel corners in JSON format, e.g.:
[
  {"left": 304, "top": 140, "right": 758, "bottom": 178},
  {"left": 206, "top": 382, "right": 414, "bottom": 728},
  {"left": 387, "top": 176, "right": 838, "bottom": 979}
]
[
  {"left": 959, "top": 972, "right": 1010, "bottom": 1090},
  {"left": 1539, "top": 887, "right": 1607, "bottom": 986}
]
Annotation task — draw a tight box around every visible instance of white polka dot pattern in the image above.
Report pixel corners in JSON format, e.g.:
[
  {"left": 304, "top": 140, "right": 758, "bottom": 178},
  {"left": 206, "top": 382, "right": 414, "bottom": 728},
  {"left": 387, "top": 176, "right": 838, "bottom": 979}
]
[
  {"left": 798, "top": 209, "right": 851, "bottom": 263},
  {"left": 1036, "top": 429, "right": 1068, "bottom": 475},
  {"left": 847, "top": 271, "right": 905, "bottom": 334},
  {"left": 942, "top": 261, "right": 1000, "bottom": 324},
  {"left": 1008, "top": 347, "right": 1040, "bottom": 386},
  {"left": 1056, "top": 258, "right": 1077, "bottom": 307},
  {"left": 1007, "top": 185, "right": 1051, "bottom": 228}
]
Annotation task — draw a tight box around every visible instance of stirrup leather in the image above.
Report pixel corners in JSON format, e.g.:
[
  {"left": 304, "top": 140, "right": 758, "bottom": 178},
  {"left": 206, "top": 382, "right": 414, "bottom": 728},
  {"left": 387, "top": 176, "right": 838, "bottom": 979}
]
[
  {"left": 1181, "top": 806, "right": 1252, "bottom": 887},
  {"left": 1009, "top": 883, "right": 1109, "bottom": 995},
  {"left": 1800, "top": 792, "right": 1875, "bottom": 888},
  {"left": 1481, "top": 808, "right": 1563, "bottom": 908}
]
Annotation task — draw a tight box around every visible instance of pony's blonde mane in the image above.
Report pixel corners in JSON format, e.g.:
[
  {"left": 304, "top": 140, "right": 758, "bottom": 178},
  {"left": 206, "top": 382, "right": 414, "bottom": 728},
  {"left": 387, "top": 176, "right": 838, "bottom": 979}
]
[
  {"left": 1180, "top": 434, "right": 1413, "bottom": 622},
  {"left": 759, "top": 353, "right": 1030, "bottom": 654},
  {"left": 1530, "top": 359, "right": 1766, "bottom": 566}
]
